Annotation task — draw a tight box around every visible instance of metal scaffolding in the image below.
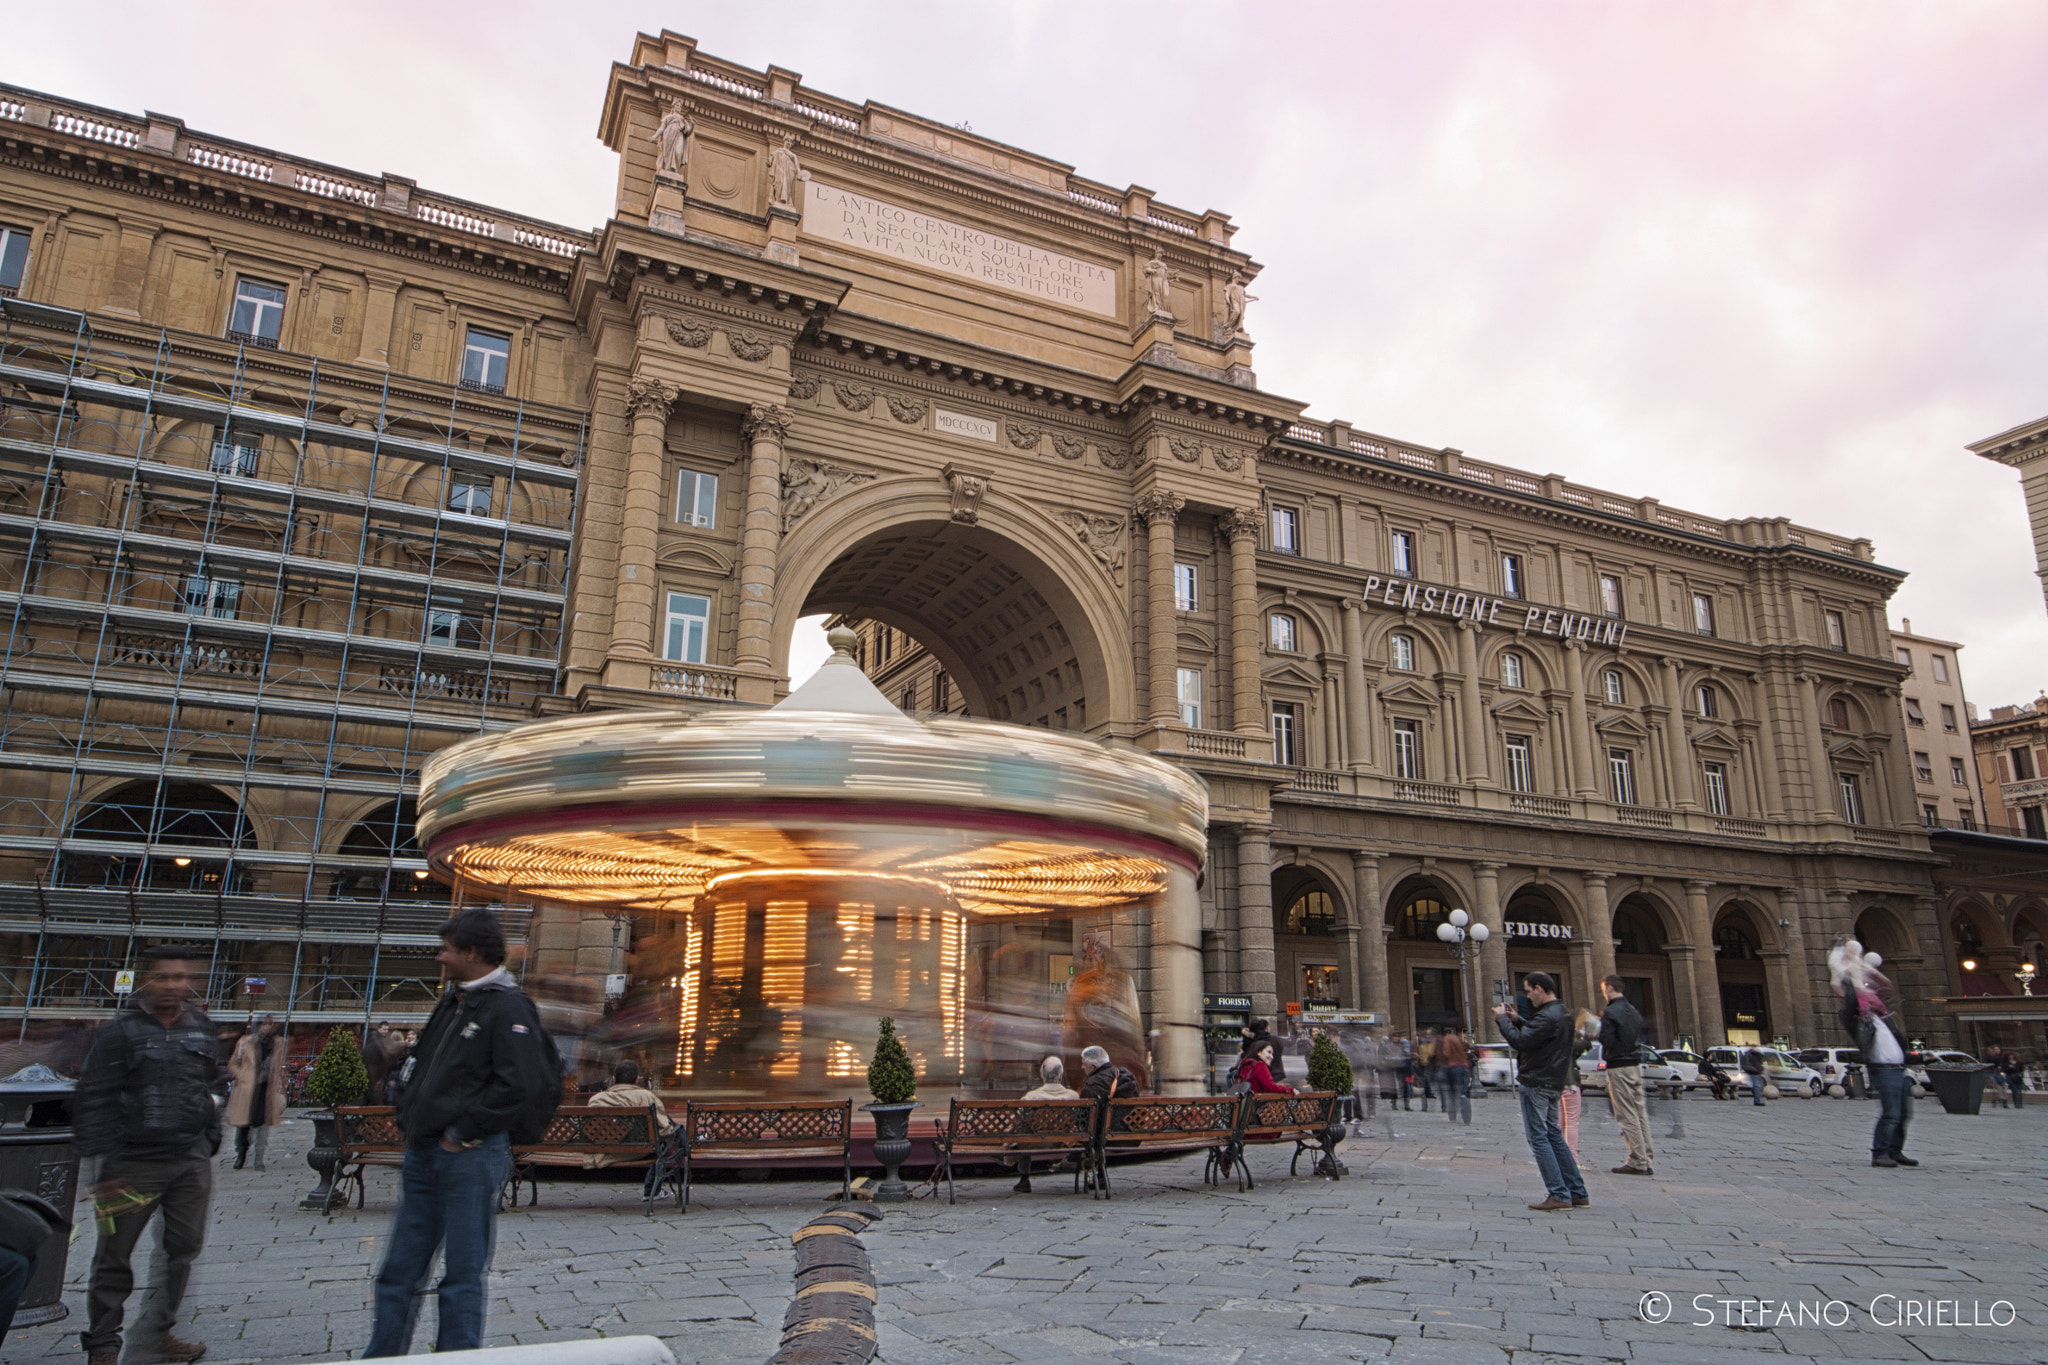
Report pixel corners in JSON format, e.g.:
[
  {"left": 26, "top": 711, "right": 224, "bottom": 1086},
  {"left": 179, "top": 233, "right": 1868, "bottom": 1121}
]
[{"left": 0, "top": 297, "right": 585, "bottom": 1032}]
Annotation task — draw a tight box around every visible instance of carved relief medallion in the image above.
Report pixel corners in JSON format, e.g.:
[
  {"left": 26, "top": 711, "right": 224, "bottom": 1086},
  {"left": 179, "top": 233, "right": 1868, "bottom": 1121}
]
[
  {"left": 1213, "top": 446, "right": 1246, "bottom": 472},
  {"left": 1007, "top": 423, "right": 1043, "bottom": 451},
  {"left": 1097, "top": 443, "right": 1133, "bottom": 470},
  {"left": 832, "top": 381, "right": 876, "bottom": 411},
  {"left": 1050, "top": 433, "right": 1087, "bottom": 461},
  {"left": 788, "top": 373, "right": 823, "bottom": 400},
  {"left": 727, "top": 329, "right": 774, "bottom": 363},
  {"left": 664, "top": 316, "right": 712, "bottom": 349},
  {"left": 1168, "top": 436, "right": 1203, "bottom": 464},
  {"left": 885, "top": 394, "right": 931, "bottom": 424}
]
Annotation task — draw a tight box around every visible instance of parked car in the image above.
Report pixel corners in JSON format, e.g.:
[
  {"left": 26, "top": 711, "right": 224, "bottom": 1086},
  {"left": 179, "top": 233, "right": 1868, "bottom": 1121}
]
[
  {"left": 1795, "top": 1047, "right": 1865, "bottom": 1092},
  {"left": 1579, "top": 1043, "right": 1687, "bottom": 1096},
  {"left": 1657, "top": 1049, "right": 1711, "bottom": 1090},
  {"left": 1921, "top": 1049, "right": 1981, "bottom": 1068},
  {"left": 1473, "top": 1042, "right": 1518, "bottom": 1088},
  {"left": 1705, "top": 1046, "right": 1825, "bottom": 1097}
]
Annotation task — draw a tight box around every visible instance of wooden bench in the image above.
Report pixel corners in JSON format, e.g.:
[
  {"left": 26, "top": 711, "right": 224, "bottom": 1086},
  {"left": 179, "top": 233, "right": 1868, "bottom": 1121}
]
[
  {"left": 932, "top": 1097, "right": 1099, "bottom": 1204},
  {"left": 327, "top": 1105, "right": 404, "bottom": 1215},
  {"left": 1092, "top": 1094, "right": 1243, "bottom": 1199},
  {"left": 676, "top": 1099, "right": 852, "bottom": 1212},
  {"left": 508, "top": 1105, "right": 674, "bottom": 1215},
  {"left": 1221, "top": 1090, "right": 1343, "bottom": 1190}
]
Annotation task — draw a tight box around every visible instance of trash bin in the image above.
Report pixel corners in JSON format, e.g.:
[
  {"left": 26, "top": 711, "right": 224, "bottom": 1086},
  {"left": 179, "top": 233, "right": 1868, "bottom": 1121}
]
[
  {"left": 1926, "top": 1064, "right": 1990, "bottom": 1116},
  {"left": 0, "top": 1064, "right": 80, "bottom": 1327}
]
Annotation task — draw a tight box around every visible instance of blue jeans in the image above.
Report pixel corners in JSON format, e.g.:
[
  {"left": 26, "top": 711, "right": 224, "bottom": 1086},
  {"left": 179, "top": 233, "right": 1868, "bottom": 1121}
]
[
  {"left": 1747, "top": 1072, "right": 1766, "bottom": 1104},
  {"left": 0, "top": 1243, "right": 33, "bottom": 1347},
  {"left": 366, "top": 1134, "right": 511, "bottom": 1357},
  {"left": 1517, "top": 1085, "right": 1587, "bottom": 1202},
  {"left": 1442, "top": 1066, "right": 1471, "bottom": 1123},
  {"left": 1869, "top": 1064, "right": 1911, "bottom": 1158}
]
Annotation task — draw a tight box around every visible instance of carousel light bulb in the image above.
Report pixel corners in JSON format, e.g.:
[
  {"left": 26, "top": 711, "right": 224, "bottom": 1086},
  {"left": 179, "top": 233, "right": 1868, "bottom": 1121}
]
[
  {"left": 1437, "top": 922, "right": 1460, "bottom": 943},
  {"left": 1470, "top": 923, "right": 1491, "bottom": 943},
  {"left": 1448, "top": 908, "right": 1470, "bottom": 929}
]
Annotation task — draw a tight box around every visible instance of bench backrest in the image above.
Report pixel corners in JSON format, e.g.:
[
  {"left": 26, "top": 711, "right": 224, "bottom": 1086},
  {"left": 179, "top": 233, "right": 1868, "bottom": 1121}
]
[
  {"left": 521, "top": 1105, "right": 659, "bottom": 1152},
  {"left": 681, "top": 1099, "right": 852, "bottom": 1150},
  {"left": 1241, "top": 1090, "right": 1338, "bottom": 1135},
  {"left": 944, "top": 1097, "right": 1098, "bottom": 1145},
  {"left": 1101, "top": 1094, "right": 1242, "bottom": 1143},
  {"left": 336, "top": 1105, "right": 402, "bottom": 1148}
]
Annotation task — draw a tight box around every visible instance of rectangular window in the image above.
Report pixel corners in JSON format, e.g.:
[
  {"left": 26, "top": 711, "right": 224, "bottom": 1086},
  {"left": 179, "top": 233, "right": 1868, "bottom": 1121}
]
[
  {"left": 902, "top": 682, "right": 917, "bottom": 711},
  {"left": 227, "top": 278, "right": 286, "bottom": 347},
  {"left": 1825, "top": 610, "right": 1846, "bottom": 650},
  {"left": 1501, "top": 553, "right": 1524, "bottom": 599},
  {"left": 1390, "top": 634, "right": 1415, "bottom": 671},
  {"left": 2013, "top": 747, "right": 2037, "bottom": 781},
  {"left": 180, "top": 573, "right": 240, "bottom": 619},
  {"left": 209, "top": 434, "right": 260, "bottom": 478},
  {"left": 1504, "top": 734, "right": 1533, "bottom": 793},
  {"left": 1175, "top": 668, "right": 1203, "bottom": 729},
  {"left": 446, "top": 478, "right": 492, "bottom": 517},
  {"left": 1894, "top": 646, "right": 1913, "bottom": 669},
  {"left": 1838, "top": 772, "right": 1864, "bottom": 824},
  {"left": 675, "top": 470, "right": 718, "bottom": 527},
  {"left": 2024, "top": 806, "right": 2046, "bottom": 841},
  {"left": 1931, "top": 654, "right": 1949, "bottom": 683},
  {"left": 1600, "top": 574, "right": 1624, "bottom": 618},
  {"left": 0, "top": 226, "right": 30, "bottom": 296},
  {"left": 1608, "top": 748, "right": 1637, "bottom": 805},
  {"left": 1173, "top": 562, "right": 1198, "bottom": 612},
  {"left": 1923, "top": 804, "right": 1940, "bottom": 827},
  {"left": 1958, "top": 807, "right": 1976, "bottom": 831},
  {"left": 1390, "top": 530, "right": 1416, "bottom": 577},
  {"left": 1271, "top": 507, "right": 1299, "bottom": 555},
  {"left": 1702, "top": 762, "right": 1730, "bottom": 816},
  {"left": 426, "top": 607, "right": 484, "bottom": 650},
  {"left": 664, "top": 592, "right": 710, "bottom": 664},
  {"left": 1271, "top": 702, "right": 1301, "bottom": 766},
  {"left": 1693, "top": 592, "right": 1716, "bottom": 637},
  {"left": 1696, "top": 684, "right": 1717, "bottom": 718},
  {"left": 1913, "top": 751, "right": 1933, "bottom": 783},
  {"left": 1500, "top": 651, "right": 1524, "bottom": 688},
  {"left": 1951, "top": 757, "right": 1968, "bottom": 786},
  {"left": 460, "top": 329, "right": 511, "bottom": 393},
  {"left": 1603, "top": 670, "right": 1624, "bottom": 705},
  {"left": 1940, "top": 703, "right": 1957, "bottom": 732},
  {"left": 1392, "top": 719, "right": 1421, "bottom": 780},
  {"left": 1269, "top": 613, "right": 1296, "bottom": 652},
  {"left": 1904, "top": 698, "right": 1924, "bottom": 726}
]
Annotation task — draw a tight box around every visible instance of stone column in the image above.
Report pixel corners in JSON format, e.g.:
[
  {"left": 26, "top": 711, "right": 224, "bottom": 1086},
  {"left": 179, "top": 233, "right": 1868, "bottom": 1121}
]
[
  {"left": 1473, "top": 861, "right": 1508, "bottom": 1006},
  {"left": 1659, "top": 657, "right": 1698, "bottom": 809},
  {"left": 1153, "top": 863, "right": 1207, "bottom": 1095},
  {"left": 1220, "top": 508, "right": 1263, "bottom": 736},
  {"left": 1322, "top": 669, "right": 1342, "bottom": 768},
  {"left": 1352, "top": 851, "right": 1389, "bottom": 1020},
  {"left": 1566, "top": 939, "right": 1598, "bottom": 1014},
  {"left": 1582, "top": 870, "right": 1616, "bottom": 989},
  {"left": 1760, "top": 949, "right": 1798, "bottom": 1049},
  {"left": 1684, "top": 879, "right": 1725, "bottom": 1048},
  {"left": 1455, "top": 620, "right": 1492, "bottom": 786},
  {"left": 1664, "top": 942, "right": 1704, "bottom": 1047},
  {"left": 1139, "top": 491, "right": 1188, "bottom": 728},
  {"left": 734, "top": 404, "right": 793, "bottom": 693},
  {"left": 1235, "top": 826, "right": 1278, "bottom": 1019},
  {"left": 1338, "top": 870, "right": 1363, "bottom": 1010},
  {"left": 1340, "top": 598, "right": 1371, "bottom": 770},
  {"left": 1563, "top": 639, "right": 1598, "bottom": 796},
  {"left": 1796, "top": 673, "right": 1833, "bottom": 818},
  {"left": 603, "top": 376, "right": 674, "bottom": 691}
]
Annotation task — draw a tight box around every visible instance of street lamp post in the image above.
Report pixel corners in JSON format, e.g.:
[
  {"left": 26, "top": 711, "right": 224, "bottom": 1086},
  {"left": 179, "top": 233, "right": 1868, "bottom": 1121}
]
[{"left": 1436, "top": 909, "right": 1491, "bottom": 1037}]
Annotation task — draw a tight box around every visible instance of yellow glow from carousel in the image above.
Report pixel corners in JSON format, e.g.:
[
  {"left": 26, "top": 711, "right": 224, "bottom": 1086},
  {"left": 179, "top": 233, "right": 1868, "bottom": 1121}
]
[{"left": 702, "top": 867, "right": 953, "bottom": 898}]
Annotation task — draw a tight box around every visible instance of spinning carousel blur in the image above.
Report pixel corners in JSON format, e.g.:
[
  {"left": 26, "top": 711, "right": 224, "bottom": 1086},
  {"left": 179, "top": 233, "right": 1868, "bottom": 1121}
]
[{"left": 416, "top": 628, "right": 1211, "bottom": 1101}]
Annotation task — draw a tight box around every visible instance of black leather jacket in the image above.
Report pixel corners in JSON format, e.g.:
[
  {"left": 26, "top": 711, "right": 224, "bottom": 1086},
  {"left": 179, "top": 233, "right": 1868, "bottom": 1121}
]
[
  {"left": 1597, "top": 998, "right": 1645, "bottom": 1063},
  {"left": 75, "top": 1002, "right": 225, "bottom": 1169},
  {"left": 1495, "top": 1000, "right": 1575, "bottom": 1091}
]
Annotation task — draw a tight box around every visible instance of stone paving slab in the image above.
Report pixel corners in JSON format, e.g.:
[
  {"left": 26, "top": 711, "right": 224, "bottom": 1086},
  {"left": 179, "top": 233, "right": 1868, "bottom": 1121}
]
[{"left": 3, "top": 1092, "right": 2040, "bottom": 1363}]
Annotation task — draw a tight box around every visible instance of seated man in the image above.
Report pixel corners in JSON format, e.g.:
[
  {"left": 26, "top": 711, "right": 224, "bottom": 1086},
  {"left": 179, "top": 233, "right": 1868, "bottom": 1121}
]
[
  {"left": 1010, "top": 1056, "right": 1080, "bottom": 1193},
  {"left": 585, "top": 1061, "right": 675, "bottom": 1185}
]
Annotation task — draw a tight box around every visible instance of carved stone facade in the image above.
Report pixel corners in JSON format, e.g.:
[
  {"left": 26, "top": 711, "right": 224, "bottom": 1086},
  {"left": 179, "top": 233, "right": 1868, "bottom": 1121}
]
[{"left": 0, "top": 31, "right": 1966, "bottom": 1050}]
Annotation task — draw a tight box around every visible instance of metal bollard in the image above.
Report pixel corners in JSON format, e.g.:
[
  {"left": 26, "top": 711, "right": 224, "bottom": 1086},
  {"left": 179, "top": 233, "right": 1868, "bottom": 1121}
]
[{"left": 1665, "top": 1078, "right": 1686, "bottom": 1140}]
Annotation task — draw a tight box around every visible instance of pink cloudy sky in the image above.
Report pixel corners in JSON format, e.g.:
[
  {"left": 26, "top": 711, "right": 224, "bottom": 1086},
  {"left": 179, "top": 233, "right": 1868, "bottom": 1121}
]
[{"left": 13, "top": 1, "right": 2048, "bottom": 702}]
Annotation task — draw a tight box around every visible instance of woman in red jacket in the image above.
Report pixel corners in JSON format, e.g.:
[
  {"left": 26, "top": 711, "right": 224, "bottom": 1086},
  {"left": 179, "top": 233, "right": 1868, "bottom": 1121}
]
[{"left": 1236, "top": 1041, "right": 1296, "bottom": 1095}]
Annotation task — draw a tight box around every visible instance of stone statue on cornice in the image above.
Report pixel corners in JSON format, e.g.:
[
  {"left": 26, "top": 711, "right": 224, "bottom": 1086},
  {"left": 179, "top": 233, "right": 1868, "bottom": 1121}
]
[
  {"left": 1142, "top": 248, "right": 1176, "bottom": 321},
  {"left": 1223, "top": 269, "right": 1258, "bottom": 337},
  {"left": 651, "top": 100, "right": 693, "bottom": 177},
  {"left": 768, "top": 133, "right": 801, "bottom": 210}
]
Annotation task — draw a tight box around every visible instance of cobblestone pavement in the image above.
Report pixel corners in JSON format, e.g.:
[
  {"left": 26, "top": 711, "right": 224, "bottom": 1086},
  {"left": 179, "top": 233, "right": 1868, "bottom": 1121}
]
[{"left": 6, "top": 1089, "right": 2041, "bottom": 1364}]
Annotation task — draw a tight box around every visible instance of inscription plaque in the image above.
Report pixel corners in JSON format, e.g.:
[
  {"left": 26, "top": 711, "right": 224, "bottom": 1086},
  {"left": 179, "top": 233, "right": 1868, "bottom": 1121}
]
[{"left": 935, "top": 409, "right": 997, "bottom": 444}]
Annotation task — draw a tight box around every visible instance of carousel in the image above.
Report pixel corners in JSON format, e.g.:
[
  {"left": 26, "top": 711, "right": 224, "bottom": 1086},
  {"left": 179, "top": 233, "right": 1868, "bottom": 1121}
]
[{"left": 415, "top": 628, "right": 1211, "bottom": 1102}]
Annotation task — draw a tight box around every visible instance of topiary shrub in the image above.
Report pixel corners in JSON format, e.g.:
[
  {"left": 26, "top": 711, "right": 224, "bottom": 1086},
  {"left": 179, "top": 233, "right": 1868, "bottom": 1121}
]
[
  {"left": 306, "top": 1028, "right": 369, "bottom": 1110},
  {"left": 1307, "top": 1029, "right": 1353, "bottom": 1095},
  {"left": 866, "top": 1016, "right": 916, "bottom": 1105}
]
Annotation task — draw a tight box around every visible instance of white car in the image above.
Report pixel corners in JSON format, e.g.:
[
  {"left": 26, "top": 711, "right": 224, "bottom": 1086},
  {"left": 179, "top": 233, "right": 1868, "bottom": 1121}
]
[
  {"left": 1795, "top": 1047, "right": 1865, "bottom": 1092},
  {"left": 1657, "top": 1049, "right": 1711, "bottom": 1090},
  {"left": 1473, "top": 1043, "right": 1518, "bottom": 1088},
  {"left": 1706, "top": 1046, "right": 1824, "bottom": 1097},
  {"left": 1579, "top": 1043, "right": 1687, "bottom": 1096}
]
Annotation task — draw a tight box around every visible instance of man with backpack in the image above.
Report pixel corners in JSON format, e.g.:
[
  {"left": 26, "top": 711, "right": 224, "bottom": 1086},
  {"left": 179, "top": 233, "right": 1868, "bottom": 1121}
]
[{"left": 366, "top": 911, "right": 561, "bottom": 1358}]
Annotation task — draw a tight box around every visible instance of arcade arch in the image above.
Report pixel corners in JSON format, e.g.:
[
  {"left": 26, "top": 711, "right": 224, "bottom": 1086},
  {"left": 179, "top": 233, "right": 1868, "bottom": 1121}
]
[
  {"left": 1611, "top": 892, "right": 1680, "bottom": 1045},
  {"left": 1272, "top": 863, "right": 1347, "bottom": 1011},
  {"left": 1712, "top": 899, "right": 1782, "bottom": 1046}
]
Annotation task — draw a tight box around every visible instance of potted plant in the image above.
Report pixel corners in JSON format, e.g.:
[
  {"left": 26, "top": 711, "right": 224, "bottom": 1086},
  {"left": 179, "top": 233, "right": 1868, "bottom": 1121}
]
[
  {"left": 1305, "top": 1029, "right": 1352, "bottom": 1177},
  {"left": 862, "top": 1016, "right": 918, "bottom": 1202},
  {"left": 299, "top": 1028, "right": 370, "bottom": 1211}
]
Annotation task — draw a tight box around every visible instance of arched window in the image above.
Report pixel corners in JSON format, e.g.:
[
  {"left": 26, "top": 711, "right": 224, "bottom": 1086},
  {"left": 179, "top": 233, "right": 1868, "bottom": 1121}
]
[
  {"left": 63, "top": 779, "right": 252, "bottom": 892},
  {"left": 1500, "top": 651, "right": 1524, "bottom": 688},
  {"left": 1390, "top": 634, "right": 1415, "bottom": 671},
  {"left": 1602, "top": 670, "right": 1625, "bottom": 704},
  {"left": 1397, "top": 892, "right": 1452, "bottom": 940},
  {"left": 1827, "top": 697, "right": 1851, "bottom": 730},
  {"left": 1269, "top": 613, "right": 1297, "bottom": 652},
  {"left": 332, "top": 799, "right": 448, "bottom": 903},
  {"left": 1283, "top": 888, "right": 1335, "bottom": 936},
  {"left": 1715, "top": 922, "right": 1758, "bottom": 960}
]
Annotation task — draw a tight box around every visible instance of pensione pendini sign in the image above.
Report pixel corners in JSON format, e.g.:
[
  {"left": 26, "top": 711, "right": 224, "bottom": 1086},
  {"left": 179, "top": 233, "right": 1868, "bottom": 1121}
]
[{"left": 1361, "top": 575, "right": 1630, "bottom": 648}]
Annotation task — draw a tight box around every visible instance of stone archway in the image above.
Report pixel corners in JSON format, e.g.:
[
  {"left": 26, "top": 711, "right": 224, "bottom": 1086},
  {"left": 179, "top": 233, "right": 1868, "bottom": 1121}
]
[
  {"left": 1612, "top": 893, "right": 1684, "bottom": 1046},
  {"left": 1712, "top": 900, "right": 1784, "bottom": 1046},
  {"left": 1384, "top": 873, "right": 1475, "bottom": 1035},
  {"left": 1272, "top": 863, "right": 1348, "bottom": 1012},
  {"left": 775, "top": 480, "right": 1134, "bottom": 730}
]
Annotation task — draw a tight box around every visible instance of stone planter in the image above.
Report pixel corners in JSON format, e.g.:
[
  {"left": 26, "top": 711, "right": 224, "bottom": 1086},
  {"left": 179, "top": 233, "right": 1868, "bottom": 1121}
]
[
  {"left": 863, "top": 1101, "right": 918, "bottom": 1202},
  {"left": 0, "top": 1069, "right": 77, "bottom": 1326},
  {"left": 300, "top": 1110, "right": 343, "bottom": 1210},
  {"left": 1927, "top": 1066, "right": 1990, "bottom": 1116}
]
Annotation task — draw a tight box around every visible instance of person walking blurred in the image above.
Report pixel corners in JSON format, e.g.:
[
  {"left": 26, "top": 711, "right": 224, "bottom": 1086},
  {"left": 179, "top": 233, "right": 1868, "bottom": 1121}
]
[
  {"left": 1438, "top": 1027, "right": 1472, "bottom": 1125},
  {"left": 226, "top": 1015, "right": 285, "bottom": 1171}
]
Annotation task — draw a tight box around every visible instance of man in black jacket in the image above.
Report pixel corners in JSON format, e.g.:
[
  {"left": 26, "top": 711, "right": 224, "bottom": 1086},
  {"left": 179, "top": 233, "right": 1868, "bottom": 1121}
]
[
  {"left": 1597, "top": 976, "right": 1654, "bottom": 1176},
  {"left": 75, "top": 944, "right": 223, "bottom": 1365},
  {"left": 365, "top": 911, "right": 560, "bottom": 1357},
  {"left": 1839, "top": 984, "right": 1919, "bottom": 1168},
  {"left": 1494, "top": 972, "right": 1589, "bottom": 1211}
]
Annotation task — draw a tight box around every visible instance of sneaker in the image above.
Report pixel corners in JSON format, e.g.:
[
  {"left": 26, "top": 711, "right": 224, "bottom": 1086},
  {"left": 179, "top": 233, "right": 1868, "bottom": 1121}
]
[
  {"left": 1871, "top": 1155, "right": 1897, "bottom": 1168},
  {"left": 1527, "top": 1197, "right": 1572, "bottom": 1211},
  {"left": 1890, "top": 1154, "right": 1918, "bottom": 1167}
]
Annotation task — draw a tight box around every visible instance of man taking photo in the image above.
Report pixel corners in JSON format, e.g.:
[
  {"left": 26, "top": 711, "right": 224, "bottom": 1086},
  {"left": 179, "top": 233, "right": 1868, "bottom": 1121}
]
[
  {"left": 365, "top": 910, "right": 560, "bottom": 1357},
  {"left": 1597, "top": 976, "right": 1653, "bottom": 1175},
  {"left": 75, "top": 944, "right": 224, "bottom": 1365},
  {"left": 1493, "top": 972, "right": 1589, "bottom": 1212}
]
